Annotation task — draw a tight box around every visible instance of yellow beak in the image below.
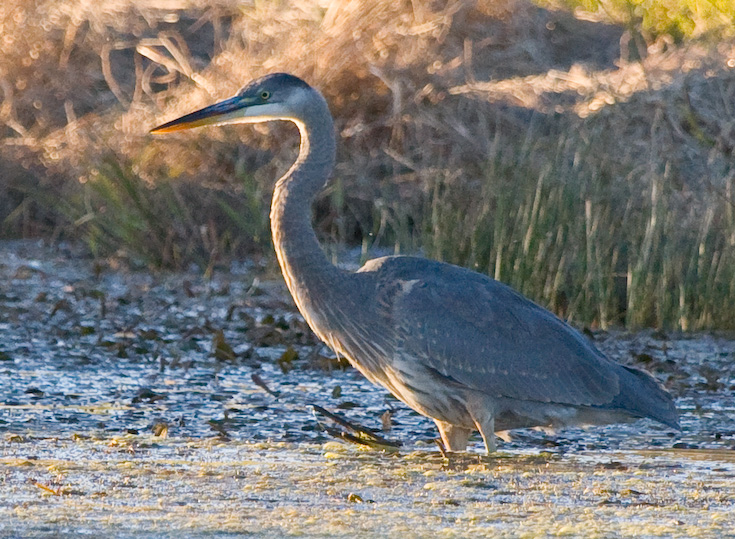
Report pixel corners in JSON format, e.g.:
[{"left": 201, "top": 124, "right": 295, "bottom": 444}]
[{"left": 150, "top": 95, "right": 248, "bottom": 134}]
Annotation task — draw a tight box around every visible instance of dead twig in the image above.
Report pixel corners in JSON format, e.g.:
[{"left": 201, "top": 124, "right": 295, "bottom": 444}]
[
  {"left": 311, "top": 404, "right": 402, "bottom": 449},
  {"left": 251, "top": 372, "right": 280, "bottom": 398}
]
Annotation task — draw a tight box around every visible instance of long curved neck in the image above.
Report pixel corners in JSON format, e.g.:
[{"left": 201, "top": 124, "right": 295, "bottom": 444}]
[{"left": 269, "top": 94, "right": 346, "bottom": 333}]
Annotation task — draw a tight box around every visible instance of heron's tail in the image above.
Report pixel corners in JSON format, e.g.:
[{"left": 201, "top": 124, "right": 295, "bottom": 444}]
[{"left": 614, "top": 365, "right": 680, "bottom": 430}]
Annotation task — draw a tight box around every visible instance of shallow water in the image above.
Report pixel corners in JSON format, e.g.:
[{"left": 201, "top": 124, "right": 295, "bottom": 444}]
[{"left": 1, "top": 241, "right": 734, "bottom": 538}]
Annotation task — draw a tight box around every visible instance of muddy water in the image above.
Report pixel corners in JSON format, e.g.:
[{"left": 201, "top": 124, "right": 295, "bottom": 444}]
[{"left": 1, "top": 241, "right": 734, "bottom": 538}]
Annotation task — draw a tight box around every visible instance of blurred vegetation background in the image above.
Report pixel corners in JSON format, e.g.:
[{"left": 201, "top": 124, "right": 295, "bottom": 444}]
[{"left": 1, "top": 0, "right": 734, "bottom": 330}]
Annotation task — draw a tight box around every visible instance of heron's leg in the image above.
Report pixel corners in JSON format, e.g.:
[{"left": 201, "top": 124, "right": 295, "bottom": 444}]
[
  {"left": 473, "top": 415, "right": 497, "bottom": 454},
  {"left": 434, "top": 420, "right": 471, "bottom": 452}
]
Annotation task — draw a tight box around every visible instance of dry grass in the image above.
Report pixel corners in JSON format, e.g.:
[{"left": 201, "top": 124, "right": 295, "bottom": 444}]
[{"left": 1, "top": 0, "right": 735, "bottom": 329}]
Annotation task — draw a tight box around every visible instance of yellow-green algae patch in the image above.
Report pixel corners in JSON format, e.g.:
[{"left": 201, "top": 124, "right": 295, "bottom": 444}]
[{"left": 2, "top": 437, "right": 734, "bottom": 538}]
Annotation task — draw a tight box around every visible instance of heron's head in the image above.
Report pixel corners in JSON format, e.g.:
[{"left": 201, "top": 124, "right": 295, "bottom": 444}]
[{"left": 150, "top": 73, "right": 316, "bottom": 134}]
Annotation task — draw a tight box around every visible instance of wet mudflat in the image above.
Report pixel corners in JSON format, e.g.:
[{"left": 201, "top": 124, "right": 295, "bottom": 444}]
[{"left": 1, "top": 241, "right": 735, "bottom": 538}]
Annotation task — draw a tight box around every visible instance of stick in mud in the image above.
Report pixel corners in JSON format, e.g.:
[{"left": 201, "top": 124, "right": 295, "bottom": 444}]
[{"left": 311, "top": 404, "right": 402, "bottom": 449}]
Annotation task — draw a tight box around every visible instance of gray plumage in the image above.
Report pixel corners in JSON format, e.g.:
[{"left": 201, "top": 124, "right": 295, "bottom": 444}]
[{"left": 152, "top": 72, "right": 679, "bottom": 453}]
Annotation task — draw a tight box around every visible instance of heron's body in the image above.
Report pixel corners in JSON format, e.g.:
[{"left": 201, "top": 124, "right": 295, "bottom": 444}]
[{"left": 152, "top": 73, "right": 679, "bottom": 453}]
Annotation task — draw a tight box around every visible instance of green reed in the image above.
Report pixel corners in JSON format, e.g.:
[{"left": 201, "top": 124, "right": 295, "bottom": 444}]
[
  {"left": 61, "top": 160, "right": 270, "bottom": 269},
  {"left": 391, "top": 124, "right": 735, "bottom": 331}
]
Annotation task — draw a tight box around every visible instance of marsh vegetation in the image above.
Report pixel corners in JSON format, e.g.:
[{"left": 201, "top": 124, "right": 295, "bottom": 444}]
[{"left": 1, "top": 0, "right": 735, "bottom": 329}]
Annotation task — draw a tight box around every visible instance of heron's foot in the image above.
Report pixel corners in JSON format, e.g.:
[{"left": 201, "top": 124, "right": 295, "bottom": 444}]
[
  {"left": 480, "top": 431, "right": 497, "bottom": 454},
  {"left": 472, "top": 414, "right": 497, "bottom": 454},
  {"left": 434, "top": 420, "right": 472, "bottom": 452}
]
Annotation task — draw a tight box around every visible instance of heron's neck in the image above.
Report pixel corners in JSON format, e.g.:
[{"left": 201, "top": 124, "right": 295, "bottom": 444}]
[{"left": 270, "top": 100, "right": 345, "bottom": 328}]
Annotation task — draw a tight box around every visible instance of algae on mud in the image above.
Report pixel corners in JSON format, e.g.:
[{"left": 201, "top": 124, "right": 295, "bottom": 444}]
[
  {"left": 1, "top": 241, "right": 735, "bottom": 537},
  {"left": 3, "top": 440, "right": 735, "bottom": 538}
]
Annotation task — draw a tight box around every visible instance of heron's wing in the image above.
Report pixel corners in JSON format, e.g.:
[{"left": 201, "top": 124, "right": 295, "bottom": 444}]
[{"left": 377, "top": 259, "right": 621, "bottom": 406}]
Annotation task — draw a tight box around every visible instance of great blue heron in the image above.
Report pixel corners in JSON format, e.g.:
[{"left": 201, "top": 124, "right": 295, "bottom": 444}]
[{"left": 151, "top": 73, "right": 679, "bottom": 453}]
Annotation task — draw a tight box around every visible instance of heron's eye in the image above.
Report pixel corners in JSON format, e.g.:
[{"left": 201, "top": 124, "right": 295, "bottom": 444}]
[{"left": 260, "top": 90, "right": 271, "bottom": 100}]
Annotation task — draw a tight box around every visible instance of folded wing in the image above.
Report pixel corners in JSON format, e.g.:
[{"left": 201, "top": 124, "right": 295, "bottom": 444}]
[{"left": 376, "top": 258, "right": 623, "bottom": 406}]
